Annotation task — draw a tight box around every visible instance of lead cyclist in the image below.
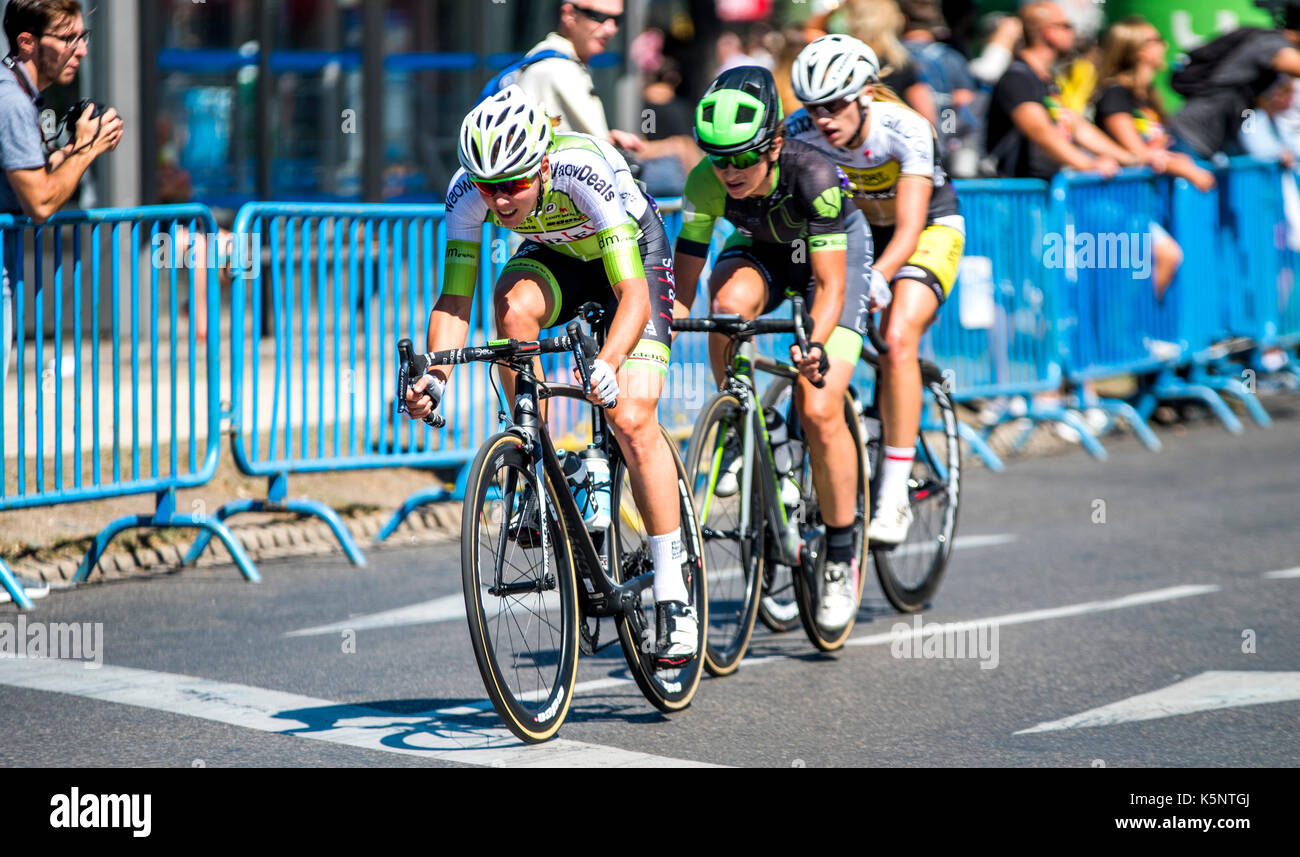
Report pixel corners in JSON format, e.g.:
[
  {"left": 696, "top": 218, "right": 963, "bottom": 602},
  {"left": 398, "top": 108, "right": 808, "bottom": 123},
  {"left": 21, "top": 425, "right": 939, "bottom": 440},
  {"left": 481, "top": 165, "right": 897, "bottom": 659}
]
[{"left": 403, "top": 86, "right": 697, "bottom": 667}]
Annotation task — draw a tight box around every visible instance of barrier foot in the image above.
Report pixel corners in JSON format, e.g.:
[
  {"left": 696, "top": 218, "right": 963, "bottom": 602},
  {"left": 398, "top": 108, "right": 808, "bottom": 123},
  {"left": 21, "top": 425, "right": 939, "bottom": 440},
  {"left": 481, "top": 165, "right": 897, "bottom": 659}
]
[
  {"left": 378, "top": 485, "right": 453, "bottom": 542},
  {"left": 184, "top": 476, "right": 366, "bottom": 567},
  {"left": 1091, "top": 398, "right": 1162, "bottom": 452},
  {"left": 183, "top": 499, "right": 256, "bottom": 565},
  {"left": 1198, "top": 374, "right": 1272, "bottom": 428},
  {"left": 1152, "top": 377, "right": 1245, "bottom": 435},
  {"left": 956, "top": 421, "right": 1004, "bottom": 472},
  {"left": 76, "top": 513, "right": 260, "bottom": 583},
  {"left": 0, "top": 558, "right": 35, "bottom": 610},
  {"left": 1026, "top": 404, "right": 1108, "bottom": 461}
]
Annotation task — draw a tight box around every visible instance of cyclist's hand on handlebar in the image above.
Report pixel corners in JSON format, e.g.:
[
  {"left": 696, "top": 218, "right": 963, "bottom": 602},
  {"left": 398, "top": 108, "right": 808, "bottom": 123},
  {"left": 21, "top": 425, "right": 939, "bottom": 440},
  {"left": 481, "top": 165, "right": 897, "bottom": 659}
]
[
  {"left": 575, "top": 358, "right": 619, "bottom": 407},
  {"left": 791, "top": 342, "right": 828, "bottom": 386},
  {"left": 404, "top": 373, "right": 444, "bottom": 422},
  {"left": 868, "top": 267, "right": 893, "bottom": 312}
]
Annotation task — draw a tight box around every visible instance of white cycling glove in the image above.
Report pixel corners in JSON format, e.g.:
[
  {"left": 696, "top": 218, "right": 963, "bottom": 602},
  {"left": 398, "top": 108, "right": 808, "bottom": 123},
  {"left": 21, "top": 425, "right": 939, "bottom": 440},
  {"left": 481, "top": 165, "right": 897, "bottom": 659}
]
[
  {"left": 416, "top": 374, "right": 444, "bottom": 423},
  {"left": 868, "top": 268, "right": 893, "bottom": 311},
  {"left": 588, "top": 359, "right": 619, "bottom": 406}
]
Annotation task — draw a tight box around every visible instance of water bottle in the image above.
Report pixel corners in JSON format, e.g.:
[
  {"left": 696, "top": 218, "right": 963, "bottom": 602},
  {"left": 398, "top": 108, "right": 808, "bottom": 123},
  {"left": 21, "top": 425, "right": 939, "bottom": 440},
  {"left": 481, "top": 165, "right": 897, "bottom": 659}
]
[
  {"left": 783, "top": 488, "right": 803, "bottom": 558},
  {"left": 579, "top": 445, "right": 611, "bottom": 531}
]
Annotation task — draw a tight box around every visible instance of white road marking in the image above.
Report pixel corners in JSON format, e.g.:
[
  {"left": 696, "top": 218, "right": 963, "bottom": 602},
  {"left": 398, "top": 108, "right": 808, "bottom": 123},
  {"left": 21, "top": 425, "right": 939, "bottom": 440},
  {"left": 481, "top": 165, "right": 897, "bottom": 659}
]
[
  {"left": 1263, "top": 567, "right": 1300, "bottom": 579},
  {"left": 290, "top": 533, "right": 1020, "bottom": 634},
  {"left": 846, "top": 584, "right": 1221, "bottom": 647},
  {"left": 0, "top": 658, "right": 720, "bottom": 768},
  {"left": 1015, "top": 671, "right": 1300, "bottom": 734}
]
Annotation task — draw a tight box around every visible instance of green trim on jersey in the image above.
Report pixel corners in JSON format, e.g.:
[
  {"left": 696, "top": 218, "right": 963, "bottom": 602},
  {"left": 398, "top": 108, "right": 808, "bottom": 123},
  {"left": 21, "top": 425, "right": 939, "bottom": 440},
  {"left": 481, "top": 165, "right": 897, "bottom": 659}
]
[
  {"left": 501, "top": 257, "right": 565, "bottom": 328},
  {"left": 809, "top": 233, "right": 847, "bottom": 253},
  {"left": 812, "top": 187, "right": 842, "bottom": 219},
  {"left": 597, "top": 222, "right": 644, "bottom": 284},
  {"left": 441, "top": 240, "right": 481, "bottom": 297},
  {"left": 825, "top": 326, "right": 863, "bottom": 365}
]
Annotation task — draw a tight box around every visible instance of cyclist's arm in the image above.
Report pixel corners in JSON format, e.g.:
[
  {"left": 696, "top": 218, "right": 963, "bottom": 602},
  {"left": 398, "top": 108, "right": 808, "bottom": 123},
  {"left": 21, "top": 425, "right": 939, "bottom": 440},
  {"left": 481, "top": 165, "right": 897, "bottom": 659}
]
[
  {"left": 871, "top": 175, "right": 930, "bottom": 282},
  {"left": 596, "top": 222, "right": 650, "bottom": 370},
  {"left": 673, "top": 160, "right": 725, "bottom": 317},
  {"left": 419, "top": 238, "right": 480, "bottom": 386},
  {"left": 807, "top": 240, "right": 847, "bottom": 347}
]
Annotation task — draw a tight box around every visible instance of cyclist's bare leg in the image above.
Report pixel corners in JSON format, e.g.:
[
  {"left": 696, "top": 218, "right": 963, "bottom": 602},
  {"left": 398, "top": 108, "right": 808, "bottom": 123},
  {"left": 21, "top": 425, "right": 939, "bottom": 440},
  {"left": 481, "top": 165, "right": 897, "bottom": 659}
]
[
  {"left": 706, "top": 259, "right": 767, "bottom": 385},
  {"left": 794, "top": 355, "right": 857, "bottom": 529},
  {"left": 604, "top": 364, "right": 680, "bottom": 537},
  {"left": 492, "top": 270, "right": 560, "bottom": 407},
  {"left": 878, "top": 278, "right": 939, "bottom": 458}
]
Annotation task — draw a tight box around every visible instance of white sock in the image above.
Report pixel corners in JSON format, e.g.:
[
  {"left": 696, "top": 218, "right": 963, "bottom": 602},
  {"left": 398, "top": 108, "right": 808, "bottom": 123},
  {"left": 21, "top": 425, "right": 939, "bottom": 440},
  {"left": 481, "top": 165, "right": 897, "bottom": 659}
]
[
  {"left": 650, "top": 529, "right": 688, "bottom": 604},
  {"left": 878, "top": 445, "right": 914, "bottom": 507}
]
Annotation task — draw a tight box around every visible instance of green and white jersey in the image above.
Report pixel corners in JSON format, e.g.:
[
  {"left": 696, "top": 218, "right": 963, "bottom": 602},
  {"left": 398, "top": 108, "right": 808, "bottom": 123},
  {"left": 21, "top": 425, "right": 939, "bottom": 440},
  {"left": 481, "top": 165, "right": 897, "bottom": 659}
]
[{"left": 441, "top": 133, "right": 653, "bottom": 297}]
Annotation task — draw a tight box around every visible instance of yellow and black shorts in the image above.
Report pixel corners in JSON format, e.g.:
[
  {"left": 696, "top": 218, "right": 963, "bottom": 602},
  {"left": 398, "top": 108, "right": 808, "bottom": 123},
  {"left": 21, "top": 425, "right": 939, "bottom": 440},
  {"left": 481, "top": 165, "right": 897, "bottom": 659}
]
[{"left": 872, "top": 221, "right": 965, "bottom": 305}]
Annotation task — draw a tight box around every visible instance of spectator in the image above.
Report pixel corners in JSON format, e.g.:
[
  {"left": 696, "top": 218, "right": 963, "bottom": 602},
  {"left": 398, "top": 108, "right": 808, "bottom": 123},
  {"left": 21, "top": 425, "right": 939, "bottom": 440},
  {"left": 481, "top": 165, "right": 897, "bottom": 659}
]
[
  {"left": 513, "top": 1, "right": 644, "bottom": 153},
  {"left": 969, "top": 13, "right": 1021, "bottom": 86},
  {"left": 638, "top": 58, "right": 700, "bottom": 197},
  {"left": 1093, "top": 15, "right": 1217, "bottom": 299},
  {"left": 983, "top": 1, "right": 1138, "bottom": 180},
  {"left": 3, "top": 0, "right": 123, "bottom": 382},
  {"left": 1240, "top": 76, "right": 1300, "bottom": 252},
  {"left": 1167, "top": 2, "right": 1300, "bottom": 160},
  {"left": 715, "top": 31, "right": 748, "bottom": 75},
  {"left": 1, "top": 0, "right": 121, "bottom": 603},
  {"left": 773, "top": 26, "right": 810, "bottom": 116},
  {"left": 899, "top": 0, "right": 978, "bottom": 175},
  {"left": 803, "top": 0, "right": 940, "bottom": 128}
]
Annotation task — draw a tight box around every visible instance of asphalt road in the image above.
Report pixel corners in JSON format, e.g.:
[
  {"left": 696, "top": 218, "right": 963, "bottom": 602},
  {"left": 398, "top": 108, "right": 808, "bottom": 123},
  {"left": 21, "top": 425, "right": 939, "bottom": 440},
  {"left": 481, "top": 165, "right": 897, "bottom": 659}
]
[{"left": 3, "top": 398, "right": 1299, "bottom": 768}]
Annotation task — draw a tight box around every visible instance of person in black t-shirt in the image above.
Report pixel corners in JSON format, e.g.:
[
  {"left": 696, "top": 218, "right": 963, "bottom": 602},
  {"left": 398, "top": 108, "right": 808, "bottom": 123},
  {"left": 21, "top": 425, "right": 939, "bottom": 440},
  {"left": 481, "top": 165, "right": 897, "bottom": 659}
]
[
  {"left": 1167, "top": 2, "right": 1300, "bottom": 159},
  {"left": 983, "top": 1, "right": 1137, "bottom": 179}
]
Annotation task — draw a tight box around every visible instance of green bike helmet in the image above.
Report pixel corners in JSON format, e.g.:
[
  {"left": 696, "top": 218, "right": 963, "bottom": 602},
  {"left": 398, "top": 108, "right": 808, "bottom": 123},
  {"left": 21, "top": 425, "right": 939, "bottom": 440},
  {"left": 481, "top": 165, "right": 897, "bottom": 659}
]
[{"left": 694, "top": 65, "right": 784, "bottom": 157}]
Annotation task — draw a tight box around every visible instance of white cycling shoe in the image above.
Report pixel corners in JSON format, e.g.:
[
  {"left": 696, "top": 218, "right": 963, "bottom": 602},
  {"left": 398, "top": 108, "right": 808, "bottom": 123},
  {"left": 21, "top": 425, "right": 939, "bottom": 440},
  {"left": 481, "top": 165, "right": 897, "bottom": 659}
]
[
  {"left": 815, "top": 558, "right": 860, "bottom": 631},
  {"left": 713, "top": 446, "right": 743, "bottom": 497},
  {"left": 869, "top": 497, "right": 914, "bottom": 546}
]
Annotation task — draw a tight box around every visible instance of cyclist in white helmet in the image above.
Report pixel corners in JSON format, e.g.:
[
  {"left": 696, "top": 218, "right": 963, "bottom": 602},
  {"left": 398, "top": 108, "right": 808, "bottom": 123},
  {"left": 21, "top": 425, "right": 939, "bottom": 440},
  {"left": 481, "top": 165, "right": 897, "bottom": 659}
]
[
  {"left": 788, "top": 34, "right": 965, "bottom": 546},
  {"left": 403, "top": 85, "right": 698, "bottom": 667}
]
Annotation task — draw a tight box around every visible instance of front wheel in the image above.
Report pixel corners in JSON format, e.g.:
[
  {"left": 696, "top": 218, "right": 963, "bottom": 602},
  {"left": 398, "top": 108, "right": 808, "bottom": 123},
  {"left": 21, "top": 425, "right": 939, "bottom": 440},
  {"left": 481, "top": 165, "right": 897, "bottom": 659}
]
[
  {"left": 684, "top": 391, "right": 764, "bottom": 676},
  {"left": 609, "top": 425, "right": 708, "bottom": 712},
  {"left": 462, "top": 432, "right": 579, "bottom": 744},
  {"left": 870, "top": 379, "right": 961, "bottom": 613},
  {"left": 766, "top": 376, "right": 870, "bottom": 652}
]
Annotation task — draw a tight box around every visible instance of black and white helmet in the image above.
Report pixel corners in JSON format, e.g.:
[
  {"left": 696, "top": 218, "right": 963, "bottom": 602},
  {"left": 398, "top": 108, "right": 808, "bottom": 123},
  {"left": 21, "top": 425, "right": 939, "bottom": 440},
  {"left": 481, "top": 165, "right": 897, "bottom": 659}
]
[
  {"left": 791, "top": 34, "right": 881, "bottom": 105},
  {"left": 458, "top": 85, "right": 553, "bottom": 180}
]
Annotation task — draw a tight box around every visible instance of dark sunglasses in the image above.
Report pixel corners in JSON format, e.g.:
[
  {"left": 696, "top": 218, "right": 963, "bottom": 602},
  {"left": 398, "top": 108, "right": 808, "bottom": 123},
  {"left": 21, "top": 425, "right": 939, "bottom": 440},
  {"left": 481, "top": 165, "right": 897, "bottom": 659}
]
[
  {"left": 805, "top": 96, "right": 857, "bottom": 119},
  {"left": 708, "top": 147, "right": 769, "bottom": 171},
  {"left": 572, "top": 5, "right": 622, "bottom": 26},
  {"left": 471, "top": 170, "right": 540, "bottom": 197}
]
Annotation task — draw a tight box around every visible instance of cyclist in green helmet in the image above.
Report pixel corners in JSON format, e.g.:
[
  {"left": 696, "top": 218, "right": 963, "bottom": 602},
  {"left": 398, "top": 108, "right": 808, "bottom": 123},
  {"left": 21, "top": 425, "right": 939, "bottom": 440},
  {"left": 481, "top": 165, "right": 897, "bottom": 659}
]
[{"left": 674, "top": 65, "right": 877, "bottom": 633}]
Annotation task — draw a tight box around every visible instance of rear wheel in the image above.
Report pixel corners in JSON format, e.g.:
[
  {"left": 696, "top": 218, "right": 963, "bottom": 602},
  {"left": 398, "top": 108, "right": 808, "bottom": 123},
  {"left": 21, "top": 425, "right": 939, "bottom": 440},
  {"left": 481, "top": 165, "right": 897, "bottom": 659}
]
[
  {"left": 684, "top": 391, "right": 764, "bottom": 676},
  {"left": 870, "top": 379, "right": 961, "bottom": 613},
  {"left": 609, "top": 426, "right": 708, "bottom": 711},
  {"left": 462, "top": 432, "right": 578, "bottom": 743}
]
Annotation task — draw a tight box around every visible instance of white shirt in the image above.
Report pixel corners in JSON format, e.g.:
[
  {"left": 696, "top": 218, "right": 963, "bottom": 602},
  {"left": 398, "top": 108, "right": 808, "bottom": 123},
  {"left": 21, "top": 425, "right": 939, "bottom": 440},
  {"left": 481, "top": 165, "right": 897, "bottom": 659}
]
[{"left": 514, "top": 32, "right": 611, "bottom": 139}]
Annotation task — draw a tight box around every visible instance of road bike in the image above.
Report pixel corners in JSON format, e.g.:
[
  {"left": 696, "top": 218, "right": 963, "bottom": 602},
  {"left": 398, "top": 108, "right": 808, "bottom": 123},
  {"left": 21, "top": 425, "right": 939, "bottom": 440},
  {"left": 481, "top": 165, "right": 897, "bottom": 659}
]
[
  {"left": 674, "top": 297, "right": 869, "bottom": 672},
  {"left": 398, "top": 303, "right": 707, "bottom": 743}
]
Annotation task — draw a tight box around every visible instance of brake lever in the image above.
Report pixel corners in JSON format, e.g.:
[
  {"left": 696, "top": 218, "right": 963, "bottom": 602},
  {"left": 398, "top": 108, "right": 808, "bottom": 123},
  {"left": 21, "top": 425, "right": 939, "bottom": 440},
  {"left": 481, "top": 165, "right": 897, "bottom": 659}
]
[{"left": 566, "top": 319, "right": 617, "bottom": 409}]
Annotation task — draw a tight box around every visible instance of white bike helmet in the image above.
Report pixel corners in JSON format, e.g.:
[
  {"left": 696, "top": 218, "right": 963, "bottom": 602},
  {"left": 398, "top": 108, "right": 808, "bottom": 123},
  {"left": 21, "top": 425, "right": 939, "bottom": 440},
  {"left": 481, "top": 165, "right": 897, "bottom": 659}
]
[
  {"left": 791, "top": 34, "right": 881, "bottom": 104},
  {"left": 458, "top": 85, "right": 553, "bottom": 180}
]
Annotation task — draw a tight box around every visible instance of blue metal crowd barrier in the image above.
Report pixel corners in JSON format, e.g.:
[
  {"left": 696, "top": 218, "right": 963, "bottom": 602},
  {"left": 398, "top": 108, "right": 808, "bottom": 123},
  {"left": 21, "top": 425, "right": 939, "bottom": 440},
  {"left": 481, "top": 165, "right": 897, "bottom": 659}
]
[
  {"left": 1, "top": 205, "right": 257, "bottom": 608},
  {"left": 184, "top": 203, "right": 516, "bottom": 564}
]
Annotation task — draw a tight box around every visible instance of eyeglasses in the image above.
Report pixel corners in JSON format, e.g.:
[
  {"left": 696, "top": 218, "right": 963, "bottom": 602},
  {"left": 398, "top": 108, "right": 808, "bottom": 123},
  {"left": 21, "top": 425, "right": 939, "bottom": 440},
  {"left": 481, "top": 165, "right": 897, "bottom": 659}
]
[
  {"left": 43, "top": 29, "right": 90, "bottom": 48},
  {"left": 1046, "top": 21, "right": 1074, "bottom": 32},
  {"left": 708, "top": 148, "right": 768, "bottom": 170},
  {"left": 804, "top": 96, "right": 857, "bottom": 119},
  {"left": 471, "top": 170, "right": 540, "bottom": 197},
  {"left": 572, "top": 5, "right": 622, "bottom": 26}
]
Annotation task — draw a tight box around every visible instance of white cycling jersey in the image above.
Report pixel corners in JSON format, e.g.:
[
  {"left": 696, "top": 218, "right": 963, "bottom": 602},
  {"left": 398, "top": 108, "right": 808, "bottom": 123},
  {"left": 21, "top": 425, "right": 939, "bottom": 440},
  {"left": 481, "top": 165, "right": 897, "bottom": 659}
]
[{"left": 786, "top": 99, "right": 963, "bottom": 233}]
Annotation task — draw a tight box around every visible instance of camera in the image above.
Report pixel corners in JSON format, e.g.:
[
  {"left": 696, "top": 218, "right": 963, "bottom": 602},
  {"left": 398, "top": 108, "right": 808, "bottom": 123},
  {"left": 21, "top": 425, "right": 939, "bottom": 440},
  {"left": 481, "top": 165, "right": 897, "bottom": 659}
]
[{"left": 61, "top": 98, "right": 106, "bottom": 147}]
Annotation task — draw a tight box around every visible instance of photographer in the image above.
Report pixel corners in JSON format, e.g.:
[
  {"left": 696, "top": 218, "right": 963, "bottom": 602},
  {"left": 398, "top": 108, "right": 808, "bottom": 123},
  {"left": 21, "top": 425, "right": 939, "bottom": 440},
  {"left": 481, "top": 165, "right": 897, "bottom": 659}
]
[
  {"left": 3, "top": 0, "right": 122, "bottom": 385},
  {"left": 1, "top": 0, "right": 120, "bottom": 603}
]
